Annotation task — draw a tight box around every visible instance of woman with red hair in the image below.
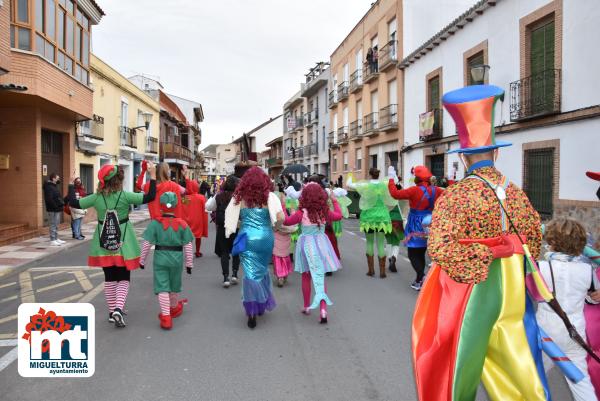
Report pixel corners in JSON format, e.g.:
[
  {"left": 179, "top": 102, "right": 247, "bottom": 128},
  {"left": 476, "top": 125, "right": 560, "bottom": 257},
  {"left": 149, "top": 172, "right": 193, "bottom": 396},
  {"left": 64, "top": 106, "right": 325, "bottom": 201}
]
[
  {"left": 281, "top": 183, "right": 343, "bottom": 324},
  {"left": 225, "top": 167, "right": 284, "bottom": 329}
]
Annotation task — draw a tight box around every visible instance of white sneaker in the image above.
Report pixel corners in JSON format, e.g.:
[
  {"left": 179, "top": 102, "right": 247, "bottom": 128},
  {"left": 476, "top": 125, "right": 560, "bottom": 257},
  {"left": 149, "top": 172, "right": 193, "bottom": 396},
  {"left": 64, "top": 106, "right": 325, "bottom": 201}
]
[
  {"left": 50, "top": 240, "right": 62, "bottom": 246},
  {"left": 56, "top": 239, "right": 66, "bottom": 244}
]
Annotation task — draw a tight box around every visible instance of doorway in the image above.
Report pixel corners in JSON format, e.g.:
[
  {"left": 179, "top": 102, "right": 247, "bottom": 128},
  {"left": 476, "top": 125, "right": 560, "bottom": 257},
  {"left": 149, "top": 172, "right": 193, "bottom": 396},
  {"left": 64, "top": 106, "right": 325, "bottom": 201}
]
[
  {"left": 42, "top": 130, "right": 64, "bottom": 226},
  {"left": 427, "top": 154, "right": 445, "bottom": 180}
]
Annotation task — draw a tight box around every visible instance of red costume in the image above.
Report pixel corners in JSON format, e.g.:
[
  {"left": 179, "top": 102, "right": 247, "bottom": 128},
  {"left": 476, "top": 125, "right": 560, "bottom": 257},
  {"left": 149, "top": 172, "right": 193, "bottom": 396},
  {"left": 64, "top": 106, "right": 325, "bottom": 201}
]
[{"left": 182, "top": 180, "right": 208, "bottom": 257}]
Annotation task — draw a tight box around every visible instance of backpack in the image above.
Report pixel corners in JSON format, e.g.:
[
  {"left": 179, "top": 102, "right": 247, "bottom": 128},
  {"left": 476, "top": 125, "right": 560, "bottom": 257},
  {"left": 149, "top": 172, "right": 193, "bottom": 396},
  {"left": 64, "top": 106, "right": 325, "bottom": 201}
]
[{"left": 98, "top": 191, "right": 127, "bottom": 251}]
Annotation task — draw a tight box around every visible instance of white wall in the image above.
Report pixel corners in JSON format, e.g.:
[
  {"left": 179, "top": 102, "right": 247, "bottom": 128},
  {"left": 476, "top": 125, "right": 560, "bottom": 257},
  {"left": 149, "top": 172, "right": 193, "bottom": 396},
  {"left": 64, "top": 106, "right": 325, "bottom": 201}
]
[{"left": 253, "top": 115, "right": 284, "bottom": 153}]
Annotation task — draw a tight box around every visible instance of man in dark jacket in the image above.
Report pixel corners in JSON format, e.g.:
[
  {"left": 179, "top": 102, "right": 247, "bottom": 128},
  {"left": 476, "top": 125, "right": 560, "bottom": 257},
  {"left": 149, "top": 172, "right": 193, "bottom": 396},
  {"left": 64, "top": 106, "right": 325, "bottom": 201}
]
[{"left": 43, "top": 172, "right": 65, "bottom": 246}]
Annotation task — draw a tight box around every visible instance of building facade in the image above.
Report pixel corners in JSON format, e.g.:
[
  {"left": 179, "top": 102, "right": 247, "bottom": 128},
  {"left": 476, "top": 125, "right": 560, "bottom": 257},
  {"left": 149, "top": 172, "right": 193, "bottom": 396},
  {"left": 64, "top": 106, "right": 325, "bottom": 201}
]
[
  {"left": 282, "top": 90, "right": 305, "bottom": 172},
  {"left": 400, "top": 0, "right": 600, "bottom": 240},
  {"left": 215, "top": 143, "right": 235, "bottom": 175},
  {"left": 301, "top": 63, "right": 330, "bottom": 177},
  {"left": 167, "top": 93, "right": 204, "bottom": 179},
  {"left": 264, "top": 136, "right": 283, "bottom": 179},
  {"left": 75, "top": 54, "right": 160, "bottom": 197},
  {"left": 328, "top": 0, "right": 403, "bottom": 183},
  {"left": 0, "top": 0, "right": 103, "bottom": 232},
  {"left": 199, "top": 143, "right": 217, "bottom": 180},
  {"left": 232, "top": 115, "right": 283, "bottom": 164}
]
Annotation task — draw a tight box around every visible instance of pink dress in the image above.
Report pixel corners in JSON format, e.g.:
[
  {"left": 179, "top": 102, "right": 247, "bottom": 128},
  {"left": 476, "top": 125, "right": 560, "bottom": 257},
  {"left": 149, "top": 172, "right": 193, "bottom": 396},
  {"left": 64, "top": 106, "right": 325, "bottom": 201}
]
[{"left": 273, "top": 204, "right": 293, "bottom": 279}]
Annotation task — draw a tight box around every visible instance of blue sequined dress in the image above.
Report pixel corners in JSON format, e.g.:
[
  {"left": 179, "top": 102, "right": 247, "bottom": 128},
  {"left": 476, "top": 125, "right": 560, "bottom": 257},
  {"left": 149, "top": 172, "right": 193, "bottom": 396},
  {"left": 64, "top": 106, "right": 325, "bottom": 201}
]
[{"left": 238, "top": 208, "right": 276, "bottom": 316}]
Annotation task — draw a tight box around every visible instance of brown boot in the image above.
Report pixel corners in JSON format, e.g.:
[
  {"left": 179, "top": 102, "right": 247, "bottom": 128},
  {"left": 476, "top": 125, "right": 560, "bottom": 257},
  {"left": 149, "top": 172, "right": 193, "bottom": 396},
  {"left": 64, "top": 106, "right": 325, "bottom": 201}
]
[
  {"left": 379, "top": 257, "right": 387, "bottom": 278},
  {"left": 366, "top": 255, "right": 375, "bottom": 277}
]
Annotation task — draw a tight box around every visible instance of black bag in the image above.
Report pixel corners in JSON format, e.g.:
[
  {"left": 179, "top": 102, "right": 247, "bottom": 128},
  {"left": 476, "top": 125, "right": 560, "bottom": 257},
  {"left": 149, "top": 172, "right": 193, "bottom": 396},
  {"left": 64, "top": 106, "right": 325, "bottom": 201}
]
[{"left": 99, "top": 191, "right": 126, "bottom": 251}]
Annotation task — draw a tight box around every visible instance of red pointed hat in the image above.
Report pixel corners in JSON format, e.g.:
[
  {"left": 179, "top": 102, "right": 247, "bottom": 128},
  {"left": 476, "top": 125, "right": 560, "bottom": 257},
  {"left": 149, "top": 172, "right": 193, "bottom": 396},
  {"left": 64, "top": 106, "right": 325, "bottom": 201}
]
[
  {"left": 586, "top": 172, "right": 600, "bottom": 181},
  {"left": 98, "top": 165, "right": 118, "bottom": 188}
]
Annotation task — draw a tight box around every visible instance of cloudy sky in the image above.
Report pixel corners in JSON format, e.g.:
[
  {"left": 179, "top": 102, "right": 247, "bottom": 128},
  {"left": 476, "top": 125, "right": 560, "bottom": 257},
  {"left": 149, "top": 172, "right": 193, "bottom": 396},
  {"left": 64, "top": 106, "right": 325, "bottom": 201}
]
[{"left": 92, "top": 0, "right": 371, "bottom": 148}]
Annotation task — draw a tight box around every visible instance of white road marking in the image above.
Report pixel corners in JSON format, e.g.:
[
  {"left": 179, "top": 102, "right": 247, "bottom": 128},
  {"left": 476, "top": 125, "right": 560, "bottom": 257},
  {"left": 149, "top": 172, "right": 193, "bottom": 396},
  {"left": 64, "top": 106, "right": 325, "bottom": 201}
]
[
  {"left": 0, "top": 333, "right": 16, "bottom": 340},
  {"left": 19, "top": 271, "right": 34, "bottom": 303},
  {"left": 54, "top": 293, "right": 84, "bottom": 303},
  {"left": 0, "top": 281, "right": 17, "bottom": 290},
  {"left": 0, "top": 314, "right": 16, "bottom": 325},
  {"left": 0, "top": 347, "right": 18, "bottom": 372},
  {"left": 73, "top": 271, "right": 93, "bottom": 291},
  {"left": 0, "top": 340, "right": 17, "bottom": 347},
  {"left": 36, "top": 279, "right": 76, "bottom": 293},
  {"left": 0, "top": 295, "right": 17, "bottom": 304},
  {"left": 29, "top": 266, "right": 90, "bottom": 271},
  {"left": 33, "top": 271, "right": 67, "bottom": 280}
]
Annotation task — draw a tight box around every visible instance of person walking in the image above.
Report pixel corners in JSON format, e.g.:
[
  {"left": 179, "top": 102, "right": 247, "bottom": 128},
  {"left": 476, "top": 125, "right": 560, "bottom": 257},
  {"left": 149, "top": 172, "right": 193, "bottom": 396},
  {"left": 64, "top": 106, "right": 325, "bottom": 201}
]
[
  {"left": 225, "top": 167, "right": 284, "bottom": 329},
  {"left": 137, "top": 161, "right": 185, "bottom": 220},
  {"left": 387, "top": 165, "right": 443, "bottom": 290},
  {"left": 206, "top": 175, "right": 240, "bottom": 288},
  {"left": 536, "top": 219, "right": 599, "bottom": 401},
  {"left": 43, "top": 172, "right": 65, "bottom": 246},
  {"left": 68, "top": 163, "right": 157, "bottom": 328},
  {"left": 182, "top": 179, "right": 208, "bottom": 257},
  {"left": 66, "top": 177, "right": 87, "bottom": 240}
]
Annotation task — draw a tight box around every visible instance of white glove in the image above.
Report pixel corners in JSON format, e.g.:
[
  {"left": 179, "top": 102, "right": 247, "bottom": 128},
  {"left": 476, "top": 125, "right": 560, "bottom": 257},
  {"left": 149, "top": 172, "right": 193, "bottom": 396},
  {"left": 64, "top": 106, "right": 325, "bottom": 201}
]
[
  {"left": 284, "top": 186, "right": 301, "bottom": 200},
  {"left": 333, "top": 188, "right": 347, "bottom": 197},
  {"left": 388, "top": 166, "right": 397, "bottom": 182}
]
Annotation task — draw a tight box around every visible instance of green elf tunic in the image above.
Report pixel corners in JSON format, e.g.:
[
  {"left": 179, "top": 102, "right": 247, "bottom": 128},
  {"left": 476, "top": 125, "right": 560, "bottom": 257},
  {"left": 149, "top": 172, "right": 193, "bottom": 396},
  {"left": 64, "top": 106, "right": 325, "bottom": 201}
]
[
  {"left": 79, "top": 191, "right": 144, "bottom": 270},
  {"left": 385, "top": 204, "right": 405, "bottom": 246},
  {"left": 142, "top": 218, "right": 194, "bottom": 294},
  {"left": 354, "top": 180, "right": 395, "bottom": 234}
]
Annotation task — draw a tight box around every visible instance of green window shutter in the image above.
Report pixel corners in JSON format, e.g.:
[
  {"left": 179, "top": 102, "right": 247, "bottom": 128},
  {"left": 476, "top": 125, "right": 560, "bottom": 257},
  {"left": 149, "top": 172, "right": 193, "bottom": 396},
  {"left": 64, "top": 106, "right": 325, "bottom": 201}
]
[{"left": 428, "top": 77, "right": 440, "bottom": 110}]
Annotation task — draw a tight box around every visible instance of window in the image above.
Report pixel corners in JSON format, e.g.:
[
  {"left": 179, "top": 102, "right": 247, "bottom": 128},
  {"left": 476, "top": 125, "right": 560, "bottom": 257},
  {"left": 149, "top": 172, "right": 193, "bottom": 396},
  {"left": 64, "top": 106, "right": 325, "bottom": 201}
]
[
  {"left": 467, "top": 51, "right": 485, "bottom": 85},
  {"left": 343, "top": 152, "right": 348, "bottom": 171},
  {"left": 370, "top": 154, "right": 378, "bottom": 169},
  {"left": 524, "top": 148, "right": 554, "bottom": 218},
  {"left": 322, "top": 126, "right": 326, "bottom": 151},
  {"left": 355, "top": 148, "right": 362, "bottom": 170},
  {"left": 428, "top": 76, "right": 440, "bottom": 111},
  {"left": 18, "top": 0, "right": 30, "bottom": 22},
  {"left": 332, "top": 155, "right": 337, "bottom": 172},
  {"left": 79, "top": 164, "right": 94, "bottom": 195},
  {"left": 529, "top": 20, "right": 556, "bottom": 115},
  {"left": 120, "top": 101, "right": 128, "bottom": 127}
]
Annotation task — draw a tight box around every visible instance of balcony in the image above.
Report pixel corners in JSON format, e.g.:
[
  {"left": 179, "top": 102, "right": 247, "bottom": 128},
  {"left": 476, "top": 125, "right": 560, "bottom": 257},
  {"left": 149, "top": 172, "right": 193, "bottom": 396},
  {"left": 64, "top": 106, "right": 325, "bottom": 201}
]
[
  {"left": 363, "top": 61, "right": 379, "bottom": 84},
  {"left": 119, "top": 126, "right": 137, "bottom": 149},
  {"left": 295, "top": 147, "right": 304, "bottom": 159},
  {"left": 161, "top": 141, "right": 193, "bottom": 162},
  {"left": 294, "top": 116, "right": 305, "bottom": 132},
  {"left": 379, "top": 104, "right": 398, "bottom": 131},
  {"left": 146, "top": 137, "right": 158, "bottom": 154},
  {"left": 379, "top": 40, "right": 398, "bottom": 71},
  {"left": 349, "top": 70, "right": 363, "bottom": 93},
  {"left": 349, "top": 119, "right": 363, "bottom": 140},
  {"left": 328, "top": 131, "right": 338, "bottom": 149},
  {"left": 328, "top": 90, "right": 337, "bottom": 109},
  {"left": 304, "top": 142, "right": 318, "bottom": 157},
  {"left": 78, "top": 115, "right": 104, "bottom": 147},
  {"left": 337, "top": 82, "right": 349, "bottom": 101},
  {"left": 303, "top": 109, "right": 319, "bottom": 126},
  {"left": 363, "top": 112, "right": 379, "bottom": 136},
  {"left": 337, "top": 126, "right": 348, "bottom": 144},
  {"left": 266, "top": 157, "right": 283, "bottom": 167},
  {"left": 509, "top": 69, "right": 561, "bottom": 122},
  {"left": 419, "top": 108, "right": 443, "bottom": 142}
]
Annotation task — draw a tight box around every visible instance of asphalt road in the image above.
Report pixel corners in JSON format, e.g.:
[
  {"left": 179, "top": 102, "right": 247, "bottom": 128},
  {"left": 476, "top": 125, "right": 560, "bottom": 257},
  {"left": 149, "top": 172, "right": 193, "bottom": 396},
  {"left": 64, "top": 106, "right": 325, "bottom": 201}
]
[{"left": 0, "top": 219, "right": 573, "bottom": 401}]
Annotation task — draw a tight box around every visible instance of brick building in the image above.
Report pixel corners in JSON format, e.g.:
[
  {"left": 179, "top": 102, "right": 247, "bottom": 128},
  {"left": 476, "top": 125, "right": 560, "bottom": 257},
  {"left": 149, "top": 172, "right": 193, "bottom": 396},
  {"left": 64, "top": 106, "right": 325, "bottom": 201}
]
[{"left": 0, "top": 0, "right": 104, "bottom": 238}]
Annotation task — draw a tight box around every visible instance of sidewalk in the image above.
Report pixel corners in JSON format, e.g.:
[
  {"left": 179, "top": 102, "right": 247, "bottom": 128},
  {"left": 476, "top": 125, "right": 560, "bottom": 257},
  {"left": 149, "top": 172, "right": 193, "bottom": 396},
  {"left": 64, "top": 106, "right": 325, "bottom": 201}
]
[{"left": 0, "top": 209, "right": 149, "bottom": 278}]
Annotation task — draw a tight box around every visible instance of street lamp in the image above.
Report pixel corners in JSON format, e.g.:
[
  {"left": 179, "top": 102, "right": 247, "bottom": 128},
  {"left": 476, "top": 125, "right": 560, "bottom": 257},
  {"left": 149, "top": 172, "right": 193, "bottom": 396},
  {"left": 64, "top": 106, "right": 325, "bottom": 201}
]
[
  {"left": 131, "top": 111, "right": 153, "bottom": 130},
  {"left": 470, "top": 64, "right": 490, "bottom": 85}
]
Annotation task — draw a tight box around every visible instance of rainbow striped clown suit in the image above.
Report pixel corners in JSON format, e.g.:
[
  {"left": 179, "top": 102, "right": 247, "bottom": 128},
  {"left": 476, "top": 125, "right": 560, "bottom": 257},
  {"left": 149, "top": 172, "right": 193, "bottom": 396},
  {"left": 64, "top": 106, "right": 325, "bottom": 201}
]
[{"left": 411, "top": 85, "right": 557, "bottom": 401}]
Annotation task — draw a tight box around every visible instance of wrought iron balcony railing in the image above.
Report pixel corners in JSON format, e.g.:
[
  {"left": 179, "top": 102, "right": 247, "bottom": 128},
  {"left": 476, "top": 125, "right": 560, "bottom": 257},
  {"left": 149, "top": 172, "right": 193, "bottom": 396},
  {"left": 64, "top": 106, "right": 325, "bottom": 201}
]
[
  {"left": 79, "top": 114, "right": 104, "bottom": 141},
  {"left": 294, "top": 116, "right": 305, "bottom": 131},
  {"left": 337, "top": 82, "right": 349, "bottom": 101},
  {"left": 349, "top": 69, "right": 363, "bottom": 93},
  {"left": 363, "top": 112, "right": 379, "bottom": 135},
  {"left": 419, "top": 108, "right": 443, "bottom": 142},
  {"left": 146, "top": 137, "right": 158, "bottom": 154},
  {"left": 337, "top": 126, "right": 348, "bottom": 144},
  {"left": 266, "top": 157, "right": 283, "bottom": 167},
  {"left": 328, "top": 90, "right": 337, "bottom": 108},
  {"left": 509, "top": 69, "right": 561, "bottom": 122},
  {"left": 119, "top": 126, "right": 137, "bottom": 148},
  {"left": 328, "top": 131, "right": 338, "bottom": 148},
  {"left": 379, "top": 104, "right": 398, "bottom": 131},
  {"left": 349, "top": 119, "right": 363, "bottom": 140},
  {"left": 304, "top": 143, "right": 318, "bottom": 157},
  {"left": 363, "top": 61, "right": 379, "bottom": 83},
  {"left": 379, "top": 40, "right": 398, "bottom": 71}
]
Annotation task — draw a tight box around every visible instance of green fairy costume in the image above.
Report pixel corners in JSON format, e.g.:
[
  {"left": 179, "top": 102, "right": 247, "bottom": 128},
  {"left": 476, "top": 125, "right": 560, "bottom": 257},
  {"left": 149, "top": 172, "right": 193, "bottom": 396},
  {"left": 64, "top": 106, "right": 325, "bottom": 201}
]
[{"left": 353, "top": 179, "right": 395, "bottom": 234}]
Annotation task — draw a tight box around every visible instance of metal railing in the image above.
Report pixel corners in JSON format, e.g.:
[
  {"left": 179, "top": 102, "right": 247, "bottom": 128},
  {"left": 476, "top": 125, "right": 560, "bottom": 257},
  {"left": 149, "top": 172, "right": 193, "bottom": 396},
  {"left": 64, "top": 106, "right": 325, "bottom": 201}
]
[
  {"left": 304, "top": 143, "right": 318, "bottom": 157},
  {"left": 146, "top": 137, "right": 158, "bottom": 154},
  {"left": 349, "top": 119, "right": 363, "bottom": 139},
  {"left": 328, "top": 131, "right": 338, "bottom": 148},
  {"left": 363, "top": 61, "right": 379, "bottom": 83},
  {"left": 328, "top": 90, "right": 337, "bottom": 108},
  {"left": 294, "top": 116, "right": 304, "bottom": 131},
  {"left": 119, "top": 126, "right": 137, "bottom": 148},
  {"left": 303, "top": 109, "right": 319, "bottom": 126},
  {"left": 379, "top": 104, "right": 398, "bottom": 130},
  {"left": 266, "top": 157, "right": 283, "bottom": 167},
  {"left": 419, "top": 108, "right": 443, "bottom": 142},
  {"left": 363, "top": 112, "right": 379, "bottom": 134},
  {"left": 509, "top": 69, "right": 561, "bottom": 121},
  {"left": 337, "top": 126, "right": 348, "bottom": 144},
  {"left": 79, "top": 114, "right": 104, "bottom": 140},
  {"left": 379, "top": 40, "right": 398, "bottom": 71},
  {"left": 349, "top": 69, "right": 362, "bottom": 93},
  {"left": 337, "top": 81, "right": 349, "bottom": 101}
]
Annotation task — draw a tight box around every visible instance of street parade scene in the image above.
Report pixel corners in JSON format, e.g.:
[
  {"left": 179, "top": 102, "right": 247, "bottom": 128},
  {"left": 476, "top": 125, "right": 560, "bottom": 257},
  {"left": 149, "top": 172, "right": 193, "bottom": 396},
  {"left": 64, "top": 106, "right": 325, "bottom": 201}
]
[{"left": 0, "top": 0, "right": 599, "bottom": 400}]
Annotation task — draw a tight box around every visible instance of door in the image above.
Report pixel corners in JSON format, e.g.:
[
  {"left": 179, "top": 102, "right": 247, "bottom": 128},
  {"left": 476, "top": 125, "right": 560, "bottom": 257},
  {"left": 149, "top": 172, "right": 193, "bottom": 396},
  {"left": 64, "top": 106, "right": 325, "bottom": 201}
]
[
  {"left": 343, "top": 63, "right": 349, "bottom": 84},
  {"left": 386, "top": 151, "right": 398, "bottom": 172},
  {"left": 343, "top": 107, "right": 349, "bottom": 129},
  {"left": 356, "top": 49, "right": 363, "bottom": 81},
  {"left": 524, "top": 148, "right": 554, "bottom": 219},
  {"left": 356, "top": 100, "right": 363, "bottom": 134},
  {"left": 529, "top": 20, "right": 555, "bottom": 116},
  {"left": 388, "top": 18, "right": 397, "bottom": 59},
  {"left": 370, "top": 154, "right": 378, "bottom": 170},
  {"left": 333, "top": 74, "right": 338, "bottom": 102},
  {"left": 333, "top": 112, "right": 338, "bottom": 142},
  {"left": 79, "top": 164, "right": 94, "bottom": 195},
  {"left": 428, "top": 154, "right": 445, "bottom": 179},
  {"left": 42, "top": 130, "right": 63, "bottom": 226},
  {"left": 371, "top": 91, "right": 379, "bottom": 127}
]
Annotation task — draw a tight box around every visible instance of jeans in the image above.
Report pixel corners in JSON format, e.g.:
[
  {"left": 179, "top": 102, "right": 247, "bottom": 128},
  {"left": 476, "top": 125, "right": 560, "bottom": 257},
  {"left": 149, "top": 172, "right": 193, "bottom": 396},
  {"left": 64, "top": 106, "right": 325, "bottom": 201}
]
[
  {"left": 221, "top": 253, "right": 240, "bottom": 278},
  {"left": 71, "top": 217, "right": 83, "bottom": 238},
  {"left": 47, "top": 211, "right": 61, "bottom": 241}
]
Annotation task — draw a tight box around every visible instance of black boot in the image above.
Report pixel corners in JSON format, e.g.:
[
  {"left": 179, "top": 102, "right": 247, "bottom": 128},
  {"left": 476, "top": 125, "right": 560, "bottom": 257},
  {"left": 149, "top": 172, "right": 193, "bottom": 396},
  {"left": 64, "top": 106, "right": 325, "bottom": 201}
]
[
  {"left": 247, "top": 315, "right": 257, "bottom": 329},
  {"left": 389, "top": 256, "right": 397, "bottom": 273}
]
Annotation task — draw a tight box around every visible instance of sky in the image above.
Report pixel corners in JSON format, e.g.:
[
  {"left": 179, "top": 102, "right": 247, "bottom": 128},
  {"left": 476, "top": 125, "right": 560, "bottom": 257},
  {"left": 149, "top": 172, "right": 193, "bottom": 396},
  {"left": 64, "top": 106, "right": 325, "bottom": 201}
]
[{"left": 92, "top": 0, "right": 372, "bottom": 148}]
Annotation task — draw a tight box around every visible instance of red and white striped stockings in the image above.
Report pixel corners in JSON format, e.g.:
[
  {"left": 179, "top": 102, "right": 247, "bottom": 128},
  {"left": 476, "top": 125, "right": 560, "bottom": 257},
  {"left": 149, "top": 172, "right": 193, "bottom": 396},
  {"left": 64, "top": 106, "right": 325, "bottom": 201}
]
[{"left": 103, "top": 281, "right": 129, "bottom": 312}]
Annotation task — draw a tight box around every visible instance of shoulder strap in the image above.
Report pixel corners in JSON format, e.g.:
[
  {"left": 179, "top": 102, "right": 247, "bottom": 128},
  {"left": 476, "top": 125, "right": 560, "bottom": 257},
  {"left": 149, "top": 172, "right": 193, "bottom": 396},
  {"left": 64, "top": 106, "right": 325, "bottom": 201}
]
[
  {"left": 548, "top": 260, "right": 557, "bottom": 298},
  {"left": 590, "top": 267, "right": 596, "bottom": 292}
]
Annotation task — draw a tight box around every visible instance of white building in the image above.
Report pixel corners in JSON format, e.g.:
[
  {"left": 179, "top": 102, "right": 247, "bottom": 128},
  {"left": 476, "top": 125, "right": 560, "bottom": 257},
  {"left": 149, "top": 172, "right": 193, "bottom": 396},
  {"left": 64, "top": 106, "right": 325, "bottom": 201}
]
[
  {"left": 400, "top": 0, "right": 600, "bottom": 239},
  {"left": 199, "top": 144, "right": 218, "bottom": 179},
  {"left": 216, "top": 144, "right": 236, "bottom": 175}
]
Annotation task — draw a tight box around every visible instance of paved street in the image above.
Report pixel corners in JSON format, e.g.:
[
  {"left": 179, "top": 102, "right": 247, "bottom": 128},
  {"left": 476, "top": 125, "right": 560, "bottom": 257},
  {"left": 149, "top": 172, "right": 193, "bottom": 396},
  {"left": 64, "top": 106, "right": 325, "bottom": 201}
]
[{"left": 0, "top": 219, "right": 573, "bottom": 401}]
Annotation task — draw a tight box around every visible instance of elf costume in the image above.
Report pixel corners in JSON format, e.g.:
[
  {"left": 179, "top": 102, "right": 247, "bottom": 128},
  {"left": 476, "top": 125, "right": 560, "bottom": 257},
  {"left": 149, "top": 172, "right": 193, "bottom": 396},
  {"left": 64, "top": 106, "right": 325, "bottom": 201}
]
[
  {"left": 140, "top": 192, "right": 194, "bottom": 330},
  {"left": 412, "top": 85, "right": 560, "bottom": 401},
  {"left": 182, "top": 179, "right": 208, "bottom": 257}
]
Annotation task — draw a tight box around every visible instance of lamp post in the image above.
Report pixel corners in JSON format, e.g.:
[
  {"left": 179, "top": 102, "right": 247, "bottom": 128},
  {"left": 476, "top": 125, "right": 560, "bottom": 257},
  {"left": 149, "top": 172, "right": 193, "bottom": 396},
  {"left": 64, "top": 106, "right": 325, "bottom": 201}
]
[
  {"left": 470, "top": 64, "right": 490, "bottom": 85},
  {"left": 131, "top": 111, "right": 153, "bottom": 130}
]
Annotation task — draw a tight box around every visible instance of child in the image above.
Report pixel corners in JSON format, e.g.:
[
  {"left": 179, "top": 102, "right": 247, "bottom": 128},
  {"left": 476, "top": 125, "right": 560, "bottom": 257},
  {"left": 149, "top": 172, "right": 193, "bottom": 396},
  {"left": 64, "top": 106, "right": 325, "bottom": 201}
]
[
  {"left": 140, "top": 192, "right": 194, "bottom": 330},
  {"left": 282, "top": 183, "right": 342, "bottom": 324},
  {"left": 536, "top": 218, "right": 599, "bottom": 401},
  {"left": 182, "top": 179, "right": 208, "bottom": 257},
  {"left": 272, "top": 195, "right": 296, "bottom": 287}
]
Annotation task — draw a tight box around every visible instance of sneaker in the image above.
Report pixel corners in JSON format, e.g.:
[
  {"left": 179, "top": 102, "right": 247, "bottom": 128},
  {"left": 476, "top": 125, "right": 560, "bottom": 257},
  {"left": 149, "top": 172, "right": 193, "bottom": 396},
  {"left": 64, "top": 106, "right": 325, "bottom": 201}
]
[
  {"left": 56, "top": 239, "right": 66, "bottom": 244},
  {"left": 231, "top": 276, "right": 239, "bottom": 285},
  {"left": 108, "top": 312, "right": 115, "bottom": 323},
  {"left": 301, "top": 307, "right": 311, "bottom": 315},
  {"left": 76, "top": 236, "right": 85, "bottom": 240},
  {"left": 277, "top": 277, "right": 284, "bottom": 287},
  {"left": 223, "top": 277, "right": 231, "bottom": 288},
  {"left": 112, "top": 308, "right": 126, "bottom": 327},
  {"left": 50, "top": 240, "right": 62, "bottom": 246},
  {"left": 410, "top": 280, "right": 423, "bottom": 291}
]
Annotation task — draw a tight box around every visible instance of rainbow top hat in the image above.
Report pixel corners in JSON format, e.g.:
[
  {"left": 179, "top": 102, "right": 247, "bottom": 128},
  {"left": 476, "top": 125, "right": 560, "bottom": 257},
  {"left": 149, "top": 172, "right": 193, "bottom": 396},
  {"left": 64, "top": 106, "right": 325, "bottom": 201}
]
[{"left": 443, "top": 85, "right": 511, "bottom": 154}]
